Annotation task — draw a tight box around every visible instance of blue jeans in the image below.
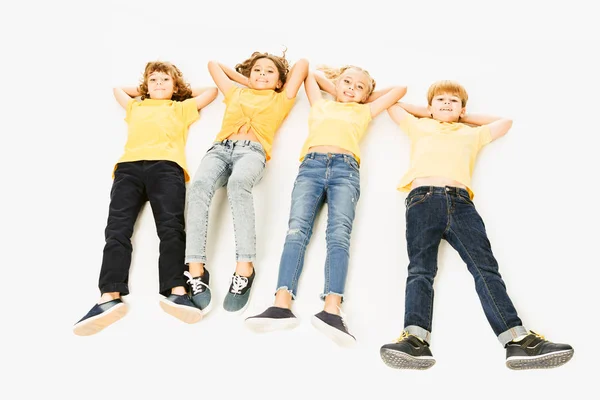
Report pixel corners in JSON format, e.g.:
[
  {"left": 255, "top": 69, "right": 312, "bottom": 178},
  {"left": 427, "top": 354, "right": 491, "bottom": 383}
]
[
  {"left": 185, "top": 140, "right": 266, "bottom": 264},
  {"left": 403, "top": 186, "right": 527, "bottom": 346},
  {"left": 276, "top": 153, "right": 360, "bottom": 300}
]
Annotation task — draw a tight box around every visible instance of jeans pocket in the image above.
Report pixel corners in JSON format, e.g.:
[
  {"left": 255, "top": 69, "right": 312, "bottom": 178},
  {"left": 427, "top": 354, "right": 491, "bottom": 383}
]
[
  {"left": 457, "top": 193, "right": 474, "bottom": 206},
  {"left": 406, "top": 192, "right": 431, "bottom": 210}
]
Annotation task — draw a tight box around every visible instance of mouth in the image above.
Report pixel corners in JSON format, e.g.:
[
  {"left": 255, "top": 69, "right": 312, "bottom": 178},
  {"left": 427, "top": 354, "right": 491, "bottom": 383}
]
[
  {"left": 439, "top": 108, "right": 452, "bottom": 112},
  {"left": 343, "top": 91, "right": 355, "bottom": 98},
  {"left": 256, "top": 79, "right": 268, "bottom": 83}
]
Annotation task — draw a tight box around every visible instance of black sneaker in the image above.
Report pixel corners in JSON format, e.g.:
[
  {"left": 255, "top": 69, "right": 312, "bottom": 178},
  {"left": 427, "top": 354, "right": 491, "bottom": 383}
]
[
  {"left": 380, "top": 331, "right": 436, "bottom": 370},
  {"left": 245, "top": 306, "right": 300, "bottom": 332},
  {"left": 73, "top": 299, "right": 128, "bottom": 336},
  {"left": 311, "top": 310, "right": 356, "bottom": 348},
  {"left": 184, "top": 270, "right": 212, "bottom": 314},
  {"left": 505, "top": 331, "right": 574, "bottom": 370},
  {"left": 159, "top": 294, "right": 202, "bottom": 324},
  {"left": 223, "top": 269, "right": 255, "bottom": 314}
]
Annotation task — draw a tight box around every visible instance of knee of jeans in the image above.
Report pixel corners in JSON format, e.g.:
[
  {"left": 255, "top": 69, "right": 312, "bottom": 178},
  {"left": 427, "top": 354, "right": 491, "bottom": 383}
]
[
  {"left": 189, "top": 178, "right": 214, "bottom": 199},
  {"left": 227, "top": 174, "right": 254, "bottom": 194},
  {"left": 285, "top": 226, "right": 309, "bottom": 242}
]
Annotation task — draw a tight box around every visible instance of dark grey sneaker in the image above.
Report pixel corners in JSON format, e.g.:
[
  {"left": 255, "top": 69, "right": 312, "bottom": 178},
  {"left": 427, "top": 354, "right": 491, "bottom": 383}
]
[
  {"left": 505, "top": 331, "right": 574, "bottom": 370},
  {"left": 159, "top": 294, "right": 202, "bottom": 324},
  {"left": 380, "top": 331, "right": 436, "bottom": 370},
  {"left": 184, "top": 270, "right": 212, "bottom": 314},
  {"left": 223, "top": 269, "right": 255, "bottom": 314},
  {"left": 245, "top": 306, "right": 300, "bottom": 333},
  {"left": 73, "top": 299, "right": 128, "bottom": 336},
  {"left": 311, "top": 310, "right": 356, "bottom": 348}
]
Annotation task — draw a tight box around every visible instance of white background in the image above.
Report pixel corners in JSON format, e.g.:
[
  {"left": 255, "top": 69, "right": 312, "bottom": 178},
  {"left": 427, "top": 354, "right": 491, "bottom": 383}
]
[{"left": 4, "top": 0, "right": 598, "bottom": 399}]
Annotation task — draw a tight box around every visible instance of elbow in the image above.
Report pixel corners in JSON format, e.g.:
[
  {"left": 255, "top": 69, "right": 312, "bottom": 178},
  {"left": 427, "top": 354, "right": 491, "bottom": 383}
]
[{"left": 504, "top": 119, "right": 513, "bottom": 133}]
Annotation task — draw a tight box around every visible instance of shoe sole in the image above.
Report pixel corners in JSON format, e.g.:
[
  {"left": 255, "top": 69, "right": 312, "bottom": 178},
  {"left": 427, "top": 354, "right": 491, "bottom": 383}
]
[
  {"left": 506, "top": 349, "right": 574, "bottom": 370},
  {"left": 380, "top": 348, "right": 436, "bottom": 370},
  {"left": 310, "top": 315, "right": 356, "bottom": 348},
  {"left": 245, "top": 317, "right": 300, "bottom": 333},
  {"left": 159, "top": 299, "right": 202, "bottom": 324},
  {"left": 73, "top": 303, "right": 128, "bottom": 336}
]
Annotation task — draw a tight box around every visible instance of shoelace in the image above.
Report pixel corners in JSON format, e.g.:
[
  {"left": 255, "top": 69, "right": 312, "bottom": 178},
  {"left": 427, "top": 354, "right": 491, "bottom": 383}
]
[
  {"left": 394, "top": 331, "right": 426, "bottom": 345},
  {"left": 184, "top": 271, "right": 208, "bottom": 295},
  {"left": 529, "top": 330, "right": 546, "bottom": 341},
  {"left": 230, "top": 274, "right": 249, "bottom": 294},
  {"left": 336, "top": 306, "right": 349, "bottom": 332}
]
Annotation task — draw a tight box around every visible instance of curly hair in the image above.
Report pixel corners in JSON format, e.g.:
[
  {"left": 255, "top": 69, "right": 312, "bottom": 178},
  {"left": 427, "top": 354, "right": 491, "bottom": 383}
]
[
  {"left": 427, "top": 80, "right": 468, "bottom": 107},
  {"left": 138, "top": 61, "right": 193, "bottom": 102},
  {"left": 235, "top": 50, "right": 290, "bottom": 92},
  {"left": 317, "top": 65, "right": 376, "bottom": 101}
]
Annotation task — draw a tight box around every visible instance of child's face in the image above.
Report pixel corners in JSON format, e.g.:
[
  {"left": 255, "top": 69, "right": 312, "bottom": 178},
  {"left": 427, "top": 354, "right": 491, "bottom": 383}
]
[
  {"left": 335, "top": 69, "right": 369, "bottom": 103},
  {"left": 248, "top": 58, "right": 282, "bottom": 91},
  {"left": 147, "top": 71, "right": 175, "bottom": 100},
  {"left": 428, "top": 92, "right": 465, "bottom": 122}
]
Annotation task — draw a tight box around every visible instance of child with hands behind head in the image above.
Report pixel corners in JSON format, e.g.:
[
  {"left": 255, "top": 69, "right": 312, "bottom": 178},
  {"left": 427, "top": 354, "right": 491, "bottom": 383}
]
[
  {"left": 245, "top": 64, "right": 406, "bottom": 347},
  {"left": 74, "top": 61, "right": 218, "bottom": 336}
]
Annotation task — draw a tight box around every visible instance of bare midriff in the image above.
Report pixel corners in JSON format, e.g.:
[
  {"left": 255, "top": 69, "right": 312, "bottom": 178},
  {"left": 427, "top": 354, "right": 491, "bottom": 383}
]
[
  {"left": 226, "top": 124, "right": 260, "bottom": 142},
  {"left": 411, "top": 176, "right": 467, "bottom": 190},
  {"left": 307, "top": 145, "right": 354, "bottom": 155}
]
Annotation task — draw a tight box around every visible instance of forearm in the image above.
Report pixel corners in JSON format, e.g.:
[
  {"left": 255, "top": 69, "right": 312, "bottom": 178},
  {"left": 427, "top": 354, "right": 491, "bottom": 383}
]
[
  {"left": 120, "top": 86, "right": 140, "bottom": 97},
  {"left": 313, "top": 71, "right": 336, "bottom": 97},
  {"left": 460, "top": 113, "right": 503, "bottom": 126},
  {"left": 399, "top": 102, "right": 430, "bottom": 118},
  {"left": 219, "top": 63, "right": 249, "bottom": 86},
  {"left": 191, "top": 86, "right": 217, "bottom": 97},
  {"left": 366, "top": 87, "right": 392, "bottom": 103}
]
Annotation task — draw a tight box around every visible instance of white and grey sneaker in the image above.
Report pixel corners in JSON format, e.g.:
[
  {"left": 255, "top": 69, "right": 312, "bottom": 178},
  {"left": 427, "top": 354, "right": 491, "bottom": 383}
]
[{"left": 184, "top": 270, "right": 212, "bottom": 314}]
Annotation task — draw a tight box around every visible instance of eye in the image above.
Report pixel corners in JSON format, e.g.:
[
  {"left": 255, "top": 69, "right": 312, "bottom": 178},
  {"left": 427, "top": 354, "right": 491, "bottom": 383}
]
[
  {"left": 343, "top": 79, "right": 350, "bottom": 84},
  {"left": 357, "top": 85, "right": 364, "bottom": 90},
  {"left": 149, "top": 78, "right": 156, "bottom": 82},
  {"left": 451, "top": 99, "right": 458, "bottom": 102}
]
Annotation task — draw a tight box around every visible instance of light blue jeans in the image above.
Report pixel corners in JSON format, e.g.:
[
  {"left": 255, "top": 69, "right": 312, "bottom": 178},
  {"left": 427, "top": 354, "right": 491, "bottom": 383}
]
[
  {"left": 275, "top": 152, "right": 361, "bottom": 301},
  {"left": 185, "top": 140, "right": 266, "bottom": 264}
]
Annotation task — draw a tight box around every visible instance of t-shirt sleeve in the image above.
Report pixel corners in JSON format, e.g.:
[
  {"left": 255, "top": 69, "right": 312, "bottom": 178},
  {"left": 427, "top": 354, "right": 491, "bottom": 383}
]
[
  {"left": 179, "top": 98, "right": 200, "bottom": 127},
  {"left": 477, "top": 125, "right": 492, "bottom": 148},
  {"left": 124, "top": 98, "right": 137, "bottom": 123},
  {"left": 361, "top": 103, "right": 372, "bottom": 123},
  {"left": 278, "top": 89, "right": 297, "bottom": 118},
  {"left": 223, "top": 86, "right": 240, "bottom": 105},
  {"left": 397, "top": 111, "right": 418, "bottom": 137}
]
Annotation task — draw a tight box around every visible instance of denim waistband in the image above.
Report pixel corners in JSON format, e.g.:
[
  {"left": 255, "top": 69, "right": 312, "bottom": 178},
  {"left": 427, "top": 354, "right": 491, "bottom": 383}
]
[
  {"left": 215, "top": 139, "right": 264, "bottom": 151},
  {"left": 408, "top": 186, "right": 470, "bottom": 199},
  {"left": 304, "top": 152, "right": 358, "bottom": 163}
]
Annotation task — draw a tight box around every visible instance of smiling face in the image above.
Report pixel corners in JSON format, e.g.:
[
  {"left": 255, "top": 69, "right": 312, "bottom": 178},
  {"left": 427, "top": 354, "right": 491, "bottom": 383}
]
[
  {"left": 146, "top": 71, "right": 175, "bottom": 100},
  {"left": 248, "top": 57, "right": 282, "bottom": 91},
  {"left": 335, "top": 68, "right": 371, "bottom": 103},
  {"left": 428, "top": 92, "right": 465, "bottom": 122}
]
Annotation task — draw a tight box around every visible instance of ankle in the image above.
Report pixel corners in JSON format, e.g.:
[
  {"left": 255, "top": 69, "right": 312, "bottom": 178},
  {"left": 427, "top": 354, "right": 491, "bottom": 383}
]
[
  {"left": 171, "top": 286, "right": 186, "bottom": 296},
  {"left": 188, "top": 263, "right": 205, "bottom": 277},
  {"left": 99, "top": 292, "right": 120, "bottom": 303},
  {"left": 274, "top": 289, "right": 292, "bottom": 309},
  {"left": 235, "top": 262, "right": 254, "bottom": 277}
]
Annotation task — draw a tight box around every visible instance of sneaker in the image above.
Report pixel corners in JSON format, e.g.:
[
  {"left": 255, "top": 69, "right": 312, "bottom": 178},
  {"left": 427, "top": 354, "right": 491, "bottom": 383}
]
[
  {"left": 73, "top": 299, "right": 128, "bottom": 336},
  {"left": 505, "top": 331, "right": 574, "bottom": 370},
  {"left": 245, "top": 306, "right": 300, "bottom": 332},
  {"left": 159, "top": 294, "right": 202, "bottom": 324},
  {"left": 380, "top": 331, "right": 436, "bottom": 370},
  {"left": 223, "top": 269, "right": 255, "bottom": 314},
  {"left": 184, "top": 270, "right": 212, "bottom": 314},
  {"left": 311, "top": 310, "right": 356, "bottom": 348}
]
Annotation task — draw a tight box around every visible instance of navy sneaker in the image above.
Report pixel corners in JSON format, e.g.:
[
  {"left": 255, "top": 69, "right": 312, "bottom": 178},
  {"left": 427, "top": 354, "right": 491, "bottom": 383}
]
[
  {"left": 223, "top": 269, "right": 255, "bottom": 314},
  {"left": 505, "top": 331, "right": 574, "bottom": 370},
  {"left": 184, "top": 270, "right": 212, "bottom": 314},
  {"left": 159, "top": 294, "right": 202, "bottom": 324},
  {"left": 73, "top": 299, "right": 128, "bottom": 336},
  {"left": 380, "top": 331, "right": 436, "bottom": 370},
  {"left": 245, "top": 306, "right": 300, "bottom": 332},
  {"left": 311, "top": 310, "right": 356, "bottom": 348}
]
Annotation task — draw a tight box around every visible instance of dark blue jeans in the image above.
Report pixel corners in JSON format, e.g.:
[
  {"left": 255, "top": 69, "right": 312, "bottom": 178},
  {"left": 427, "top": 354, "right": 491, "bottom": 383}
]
[
  {"left": 403, "top": 186, "right": 526, "bottom": 345},
  {"left": 98, "top": 160, "right": 187, "bottom": 297},
  {"left": 275, "top": 153, "right": 360, "bottom": 300}
]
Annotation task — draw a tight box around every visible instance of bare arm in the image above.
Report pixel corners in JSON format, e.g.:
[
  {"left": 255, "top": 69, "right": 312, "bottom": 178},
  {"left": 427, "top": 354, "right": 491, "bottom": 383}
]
[
  {"left": 304, "top": 72, "right": 323, "bottom": 106},
  {"left": 367, "top": 86, "right": 407, "bottom": 118},
  {"left": 461, "top": 113, "right": 513, "bottom": 141},
  {"left": 113, "top": 87, "right": 139, "bottom": 109},
  {"left": 283, "top": 58, "right": 309, "bottom": 99},
  {"left": 387, "top": 101, "right": 428, "bottom": 125},
  {"left": 191, "top": 87, "right": 219, "bottom": 110},
  {"left": 313, "top": 70, "right": 337, "bottom": 97},
  {"left": 208, "top": 61, "right": 246, "bottom": 95}
]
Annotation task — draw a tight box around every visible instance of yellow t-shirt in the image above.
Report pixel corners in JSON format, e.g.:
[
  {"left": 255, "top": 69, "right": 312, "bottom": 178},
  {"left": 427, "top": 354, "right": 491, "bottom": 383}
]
[
  {"left": 117, "top": 98, "right": 199, "bottom": 181},
  {"left": 397, "top": 113, "right": 492, "bottom": 198},
  {"left": 300, "top": 99, "right": 372, "bottom": 163},
  {"left": 215, "top": 86, "right": 295, "bottom": 161}
]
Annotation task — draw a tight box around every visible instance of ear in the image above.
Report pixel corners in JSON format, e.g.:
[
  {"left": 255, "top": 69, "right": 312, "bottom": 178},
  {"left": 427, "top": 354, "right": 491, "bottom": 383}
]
[
  {"left": 276, "top": 80, "right": 283, "bottom": 89},
  {"left": 459, "top": 107, "right": 466, "bottom": 118},
  {"left": 427, "top": 104, "right": 433, "bottom": 117}
]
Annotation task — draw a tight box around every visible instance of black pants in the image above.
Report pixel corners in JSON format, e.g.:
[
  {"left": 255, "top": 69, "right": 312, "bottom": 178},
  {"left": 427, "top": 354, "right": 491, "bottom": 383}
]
[{"left": 98, "top": 161, "right": 187, "bottom": 296}]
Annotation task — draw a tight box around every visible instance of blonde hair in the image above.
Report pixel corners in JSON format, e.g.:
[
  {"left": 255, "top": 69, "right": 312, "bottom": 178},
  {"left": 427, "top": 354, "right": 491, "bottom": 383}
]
[
  {"left": 427, "top": 80, "right": 468, "bottom": 107},
  {"left": 138, "top": 61, "right": 193, "bottom": 102},
  {"left": 235, "top": 50, "right": 290, "bottom": 92},
  {"left": 317, "top": 65, "right": 376, "bottom": 101}
]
